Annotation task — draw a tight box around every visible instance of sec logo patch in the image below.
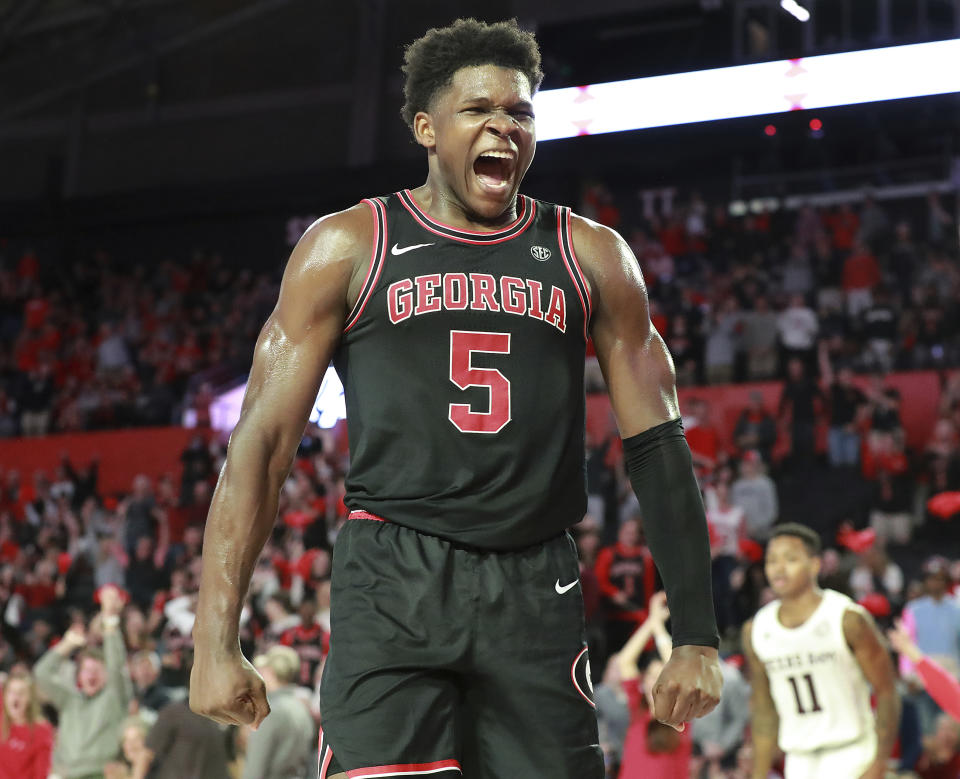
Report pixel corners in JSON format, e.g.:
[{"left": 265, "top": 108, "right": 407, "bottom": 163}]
[{"left": 530, "top": 245, "right": 551, "bottom": 261}]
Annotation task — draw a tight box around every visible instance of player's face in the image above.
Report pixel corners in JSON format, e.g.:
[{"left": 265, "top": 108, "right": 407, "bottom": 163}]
[
  {"left": 764, "top": 536, "right": 820, "bottom": 599},
  {"left": 415, "top": 64, "right": 536, "bottom": 221}
]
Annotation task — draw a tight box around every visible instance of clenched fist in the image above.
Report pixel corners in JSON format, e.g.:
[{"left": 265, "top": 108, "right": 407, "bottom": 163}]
[
  {"left": 652, "top": 645, "right": 723, "bottom": 730},
  {"left": 189, "top": 650, "right": 270, "bottom": 729}
]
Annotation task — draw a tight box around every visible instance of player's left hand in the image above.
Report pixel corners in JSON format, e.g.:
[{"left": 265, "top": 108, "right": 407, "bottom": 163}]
[{"left": 652, "top": 645, "right": 722, "bottom": 731}]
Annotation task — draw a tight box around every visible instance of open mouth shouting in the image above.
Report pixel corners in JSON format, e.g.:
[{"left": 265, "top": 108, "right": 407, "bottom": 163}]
[{"left": 472, "top": 148, "right": 517, "bottom": 195}]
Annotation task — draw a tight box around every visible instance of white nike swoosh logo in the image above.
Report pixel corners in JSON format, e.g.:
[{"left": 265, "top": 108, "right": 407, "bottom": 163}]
[
  {"left": 391, "top": 242, "right": 435, "bottom": 255},
  {"left": 555, "top": 578, "right": 579, "bottom": 595}
]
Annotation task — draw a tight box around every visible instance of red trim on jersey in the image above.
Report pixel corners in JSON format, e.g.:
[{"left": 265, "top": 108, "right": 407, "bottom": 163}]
[
  {"left": 348, "top": 509, "right": 387, "bottom": 522},
  {"left": 398, "top": 190, "right": 536, "bottom": 245},
  {"left": 402, "top": 188, "right": 527, "bottom": 235},
  {"left": 570, "top": 646, "right": 597, "bottom": 709},
  {"left": 344, "top": 197, "right": 388, "bottom": 333},
  {"left": 564, "top": 208, "right": 593, "bottom": 314},
  {"left": 557, "top": 207, "right": 591, "bottom": 341},
  {"left": 346, "top": 759, "right": 462, "bottom": 778}
]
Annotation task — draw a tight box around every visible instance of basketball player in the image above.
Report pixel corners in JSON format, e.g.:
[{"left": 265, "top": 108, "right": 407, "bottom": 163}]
[
  {"left": 189, "top": 18, "right": 722, "bottom": 778},
  {"left": 743, "top": 523, "right": 900, "bottom": 779}
]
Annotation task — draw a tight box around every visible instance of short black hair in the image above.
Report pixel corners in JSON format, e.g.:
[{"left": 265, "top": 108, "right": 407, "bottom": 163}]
[
  {"left": 400, "top": 18, "right": 544, "bottom": 132},
  {"left": 769, "top": 523, "right": 822, "bottom": 556}
]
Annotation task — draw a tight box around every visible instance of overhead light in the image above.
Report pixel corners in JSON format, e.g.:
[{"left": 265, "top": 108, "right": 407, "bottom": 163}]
[{"left": 780, "top": 0, "right": 811, "bottom": 22}]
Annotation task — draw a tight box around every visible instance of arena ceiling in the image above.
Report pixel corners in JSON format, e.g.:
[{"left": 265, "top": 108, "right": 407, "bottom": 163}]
[{"left": 0, "top": 0, "right": 955, "bottom": 204}]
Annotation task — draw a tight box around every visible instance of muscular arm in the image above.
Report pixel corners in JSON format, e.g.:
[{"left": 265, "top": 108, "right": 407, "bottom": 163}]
[
  {"left": 742, "top": 620, "right": 779, "bottom": 779},
  {"left": 574, "top": 215, "right": 720, "bottom": 724},
  {"left": 193, "top": 207, "right": 368, "bottom": 656},
  {"left": 843, "top": 608, "right": 900, "bottom": 777}
]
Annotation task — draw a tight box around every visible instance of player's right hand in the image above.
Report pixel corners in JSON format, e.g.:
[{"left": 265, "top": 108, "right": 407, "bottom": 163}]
[{"left": 189, "top": 650, "right": 270, "bottom": 729}]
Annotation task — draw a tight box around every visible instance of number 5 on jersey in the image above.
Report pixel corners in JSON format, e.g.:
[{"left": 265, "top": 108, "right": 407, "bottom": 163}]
[{"left": 448, "top": 330, "right": 511, "bottom": 434}]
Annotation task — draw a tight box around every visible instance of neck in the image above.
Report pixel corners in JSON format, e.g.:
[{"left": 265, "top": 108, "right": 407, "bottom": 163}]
[
  {"left": 779, "top": 586, "right": 822, "bottom": 614},
  {"left": 414, "top": 174, "right": 518, "bottom": 231}
]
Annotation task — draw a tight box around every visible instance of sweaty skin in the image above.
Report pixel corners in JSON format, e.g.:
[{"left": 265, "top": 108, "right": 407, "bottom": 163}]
[{"left": 189, "top": 62, "right": 721, "bottom": 744}]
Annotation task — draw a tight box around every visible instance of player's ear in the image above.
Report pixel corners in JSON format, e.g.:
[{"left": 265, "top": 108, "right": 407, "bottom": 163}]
[
  {"left": 413, "top": 111, "right": 436, "bottom": 149},
  {"left": 810, "top": 554, "right": 822, "bottom": 579}
]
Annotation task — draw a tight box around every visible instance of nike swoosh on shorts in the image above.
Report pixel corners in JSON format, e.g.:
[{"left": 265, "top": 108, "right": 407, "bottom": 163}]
[{"left": 555, "top": 578, "right": 579, "bottom": 595}]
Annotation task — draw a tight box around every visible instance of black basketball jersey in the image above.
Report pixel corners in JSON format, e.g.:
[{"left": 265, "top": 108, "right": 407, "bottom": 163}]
[{"left": 333, "top": 190, "right": 591, "bottom": 550}]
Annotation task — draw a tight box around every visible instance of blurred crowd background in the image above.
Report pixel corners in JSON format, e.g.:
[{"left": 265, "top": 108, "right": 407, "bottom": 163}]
[{"left": 2, "top": 0, "right": 960, "bottom": 777}]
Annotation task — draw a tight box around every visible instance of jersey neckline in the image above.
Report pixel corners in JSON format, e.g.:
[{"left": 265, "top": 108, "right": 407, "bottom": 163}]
[
  {"left": 774, "top": 589, "right": 830, "bottom": 631},
  {"left": 397, "top": 189, "right": 536, "bottom": 245}
]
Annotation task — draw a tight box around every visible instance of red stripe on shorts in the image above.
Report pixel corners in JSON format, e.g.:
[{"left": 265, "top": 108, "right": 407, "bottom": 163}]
[
  {"left": 348, "top": 510, "right": 387, "bottom": 522},
  {"left": 346, "top": 759, "right": 462, "bottom": 778}
]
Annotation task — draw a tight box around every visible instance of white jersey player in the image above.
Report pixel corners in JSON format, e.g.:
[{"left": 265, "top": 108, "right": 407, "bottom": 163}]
[{"left": 743, "top": 523, "right": 899, "bottom": 779}]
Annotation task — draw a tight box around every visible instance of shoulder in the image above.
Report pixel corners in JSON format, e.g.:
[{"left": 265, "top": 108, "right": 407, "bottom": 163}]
[
  {"left": 841, "top": 602, "right": 876, "bottom": 647},
  {"left": 569, "top": 213, "right": 633, "bottom": 268},
  {"left": 568, "top": 213, "right": 648, "bottom": 316},
  {"left": 287, "top": 202, "right": 374, "bottom": 278}
]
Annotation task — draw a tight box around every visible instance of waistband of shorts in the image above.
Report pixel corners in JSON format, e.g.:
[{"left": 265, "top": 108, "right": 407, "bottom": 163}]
[{"left": 348, "top": 508, "right": 571, "bottom": 556}]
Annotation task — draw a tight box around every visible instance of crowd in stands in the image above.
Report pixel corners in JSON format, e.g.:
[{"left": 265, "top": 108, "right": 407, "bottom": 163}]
[
  {"left": 0, "top": 246, "right": 278, "bottom": 437},
  {"left": 0, "top": 186, "right": 958, "bottom": 777}
]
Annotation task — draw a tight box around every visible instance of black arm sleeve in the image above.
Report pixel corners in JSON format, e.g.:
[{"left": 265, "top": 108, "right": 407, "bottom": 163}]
[{"left": 623, "top": 417, "right": 719, "bottom": 649}]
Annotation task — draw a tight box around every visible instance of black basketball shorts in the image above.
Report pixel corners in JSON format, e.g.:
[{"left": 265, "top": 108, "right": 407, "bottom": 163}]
[{"left": 317, "top": 511, "right": 604, "bottom": 779}]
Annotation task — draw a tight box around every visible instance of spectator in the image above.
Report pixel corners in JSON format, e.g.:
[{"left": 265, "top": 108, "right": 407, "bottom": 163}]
[
  {"left": 593, "top": 655, "right": 630, "bottom": 775},
  {"left": 776, "top": 294, "right": 819, "bottom": 374},
  {"left": 121, "top": 476, "right": 161, "bottom": 557},
  {"left": 861, "top": 285, "right": 898, "bottom": 373},
  {"left": 741, "top": 295, "right": 779, "bottom": 380},
  {"left": 126, "top": 534, "right": 170, "bottom": 611},
  {"left": 104, "top": 715, "right": 151, "bottom": 779},
  {"left": 861, "top": 432, "right": 913, "bottom": 546},
  {"left": 827, "top": 202, "right": 859, "bottom": 252},
  {"left": 730, "top": 451, "right": 778, "bottom": 541},
  {"left": 0, "top": 669, "right": 53, "bottom": 779},
  {"left": 732, "top": 392, "right": 777, "bottom": 466},
  {"left": 279, "top": 597, "right": 328, "bottom": 689},
  {"left": 616, "top": 592, "right": 691, "bottom": 779},
  {"left": 781, "top": 241, "right": 814, "bottom": 297},
  {"left": 683, "top": 398, "right": 720, "bottom": 478},
  {"left": 778, "top": 357, "right": 824, "bottom": 468},
  {"left": 889, "top": 221, "right": 919, "bottom": 306},
  {"left": 244, "top": 646, "right": 316, "bottom": 779},
  {"left": 926, "top": 191, "right": 954, "bottom": 247},
  {"left": 130, "top": 650, "right": 176, "bottom": 719},
  {"left": 903, "top": 558, "right": 960, "bottom": 672},
  {"left": 858, "top": 193, "right": 890, "bottom": 250},
  {"left": 915, "top": 714, "right": 960, "bottom": 779},
  {"left": 705, "top": 481, "right": 745, "bottom": 637},
  {"left": 595, "top": 519, "right": 656, "bottom": 658},
  {"left": 821, "top": 356, "right": 866, "bottom": 469},
  {"left": 34, "top": 585, "right": 132, "bottom": 778},
  {"left": 704, "top": 298, "right": 740, "bottom": 385},
  {"left": 139, "top": 699, "right": 232, "bottom": 779},
  {"left": 18, "top": 364, "right": 54, "bottom": 437},
  {"left": 901, "top": 557, "right": 960, "bottom": 734},
  {"left": 849, "top": 542, "right": 904, "bottom": 609},
  {"left": 889, "top": 619, "right": 960, "bottom": 722},
  {"left": 690, "top": 657, "right": 751, "bottom": 776},
  {"left": 842, "top": 240, "right": 881, "bottom": 318},
  {"left": 96, "top": 323, "right": 131, "bottom": 375}
]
